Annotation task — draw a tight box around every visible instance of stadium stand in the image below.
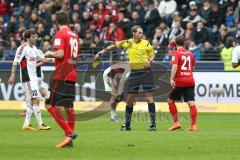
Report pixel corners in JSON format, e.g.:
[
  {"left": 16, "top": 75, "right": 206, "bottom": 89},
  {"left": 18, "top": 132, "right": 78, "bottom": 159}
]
[{"left": 0, "top": 0, "right": 239, "bottom": 67}]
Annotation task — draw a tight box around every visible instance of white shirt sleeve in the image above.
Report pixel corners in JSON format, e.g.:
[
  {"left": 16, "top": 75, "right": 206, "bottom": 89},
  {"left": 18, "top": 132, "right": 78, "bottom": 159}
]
[
  {"left": 232, "top": 46, "right": 240, "bottom": 63},
  {"left": 13, "top": 45, "right": 26, "bottom": 64},
  {"left": 36, "top": 48, "right": 45, "bottom": 61}
]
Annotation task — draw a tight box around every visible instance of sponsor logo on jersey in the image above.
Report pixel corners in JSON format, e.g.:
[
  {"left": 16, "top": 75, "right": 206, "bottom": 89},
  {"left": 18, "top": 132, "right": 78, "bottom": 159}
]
[{"left": 54, "top": 38, "right": 61, "bottom": 46}]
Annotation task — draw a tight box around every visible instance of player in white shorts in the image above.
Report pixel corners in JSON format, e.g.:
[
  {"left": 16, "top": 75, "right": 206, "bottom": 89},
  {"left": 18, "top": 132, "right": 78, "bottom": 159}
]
[
  {"left": 8, "top": 30, "right": 51, "bottom": 130},
  {"left": 103, "top": 61, "right": 130, "bottom": 121},
  {"left": 19, "top": 51, "right": 51, "bottom": 117}
]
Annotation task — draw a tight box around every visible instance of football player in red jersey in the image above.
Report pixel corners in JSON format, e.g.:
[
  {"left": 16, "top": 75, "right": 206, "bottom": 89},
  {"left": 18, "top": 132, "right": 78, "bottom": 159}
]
[
  {"left": 168, "top": 35, "right": 197, "bottom": 131},
  {"left": 45, "top": 11, "right": 80, "bottom": 147}
]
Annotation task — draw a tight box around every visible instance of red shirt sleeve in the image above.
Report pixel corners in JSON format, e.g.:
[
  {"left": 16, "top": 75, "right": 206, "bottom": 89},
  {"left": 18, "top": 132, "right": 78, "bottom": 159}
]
[
  {"left": 171, "top": 51, "right": 179, "bottom": 65},
  {"left": 53, "top": 31, "right": 65, "bottom": 50}
]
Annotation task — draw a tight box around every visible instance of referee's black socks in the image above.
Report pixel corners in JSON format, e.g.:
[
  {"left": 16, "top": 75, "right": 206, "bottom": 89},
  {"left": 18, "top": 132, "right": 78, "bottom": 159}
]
[
  {"left": 125, "top": 105, "right": 133, "bottom": 128},
  {"left": 148, "top": 103, "right": 156, "bottom": 126}
]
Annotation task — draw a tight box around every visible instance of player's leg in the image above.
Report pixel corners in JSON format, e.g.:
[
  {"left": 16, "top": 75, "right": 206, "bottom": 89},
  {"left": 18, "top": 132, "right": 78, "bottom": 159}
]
[
  {"left": 104, "top": 76, "right": 119, "bottom": 121},
  {"left": 45, "top": 80, "right": 77, "bottom": 147},
  {"left": 22, "top": 82, "right": 36, "bottom": 130},
  {"left": 54, "top": 105, "right": 77, "bottom": 148},
  {"left": 145, "top": 91, "right": 157, "bottom": 131},
  {"left": 62, "top": 83, "right": 76, "bottom": 132},
  {"left": 120, "top": 71, "right": 140, "bottom": 131},
  {"left": 183, "top": 86, "right": 197, "bottom": 131},
  {"left": 142, "top": 69, "right": 157, "bottom": 131},
  {"left": 38, "top": 78, "right": 50, "bottom": 99},
  {"left": 29, "top": 81, "right": 51, "bottom": 130},
  {"left": 110, "top": 91, "right": 121, "bottom": 122},
  {"left": 47, "top": 104, "right": 76, "bottom": 148},
  {"left": 167, "top": 87, "right": 182, "bottom": 131},
  {"left": 64, "top": 106, "right": 75, "bottom": 131},
  {"left": 39, "top": 87, "right": 47, "bottom": 98},
  {"left": 19, "top": 97, "right": 27, "bottom": 117},
  {"left": 121, "top": 93, "right": 136, "bottom": 131},
  {"left": 32, "top": 97, "right": 51, "bottom": 130},
  {"left": 186, "top": 101, "right": 197, "bottom": 131}
]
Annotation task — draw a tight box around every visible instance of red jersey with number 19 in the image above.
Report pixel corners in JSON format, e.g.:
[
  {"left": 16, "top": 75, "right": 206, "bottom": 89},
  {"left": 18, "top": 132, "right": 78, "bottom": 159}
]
[
  {"left": 53, "top": 27, "right": 79, "bottom": 82},
  {"left": 171, "top": 48, "right": 196, "bottom": 87}
]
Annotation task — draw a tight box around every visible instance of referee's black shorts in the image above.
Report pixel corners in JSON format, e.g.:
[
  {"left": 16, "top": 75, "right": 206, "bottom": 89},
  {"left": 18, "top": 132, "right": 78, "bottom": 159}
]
[
  {"left": 168, "top": 86, "right": 195, "bottom": 102},
  {"left": 127, "top": 68, "right": 156, "bottom": 94},
  {"left": 45, "top": 80, "right": 75, "bottom": 108}
]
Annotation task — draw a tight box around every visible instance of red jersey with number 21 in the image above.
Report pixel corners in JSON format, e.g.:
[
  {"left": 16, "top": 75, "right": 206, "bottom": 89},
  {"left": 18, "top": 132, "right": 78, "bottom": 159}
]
[
  {"left": 171, "top": 48, "right": 196, "bottom": 87},
  {"left": 53, "top": 27, "right": 79, "bottom": 82}
]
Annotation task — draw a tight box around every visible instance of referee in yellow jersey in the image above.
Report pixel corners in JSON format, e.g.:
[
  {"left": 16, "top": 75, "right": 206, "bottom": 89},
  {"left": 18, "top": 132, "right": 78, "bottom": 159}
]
[{"left": 94, "top": 25, "right": 157, "bottom": 131}]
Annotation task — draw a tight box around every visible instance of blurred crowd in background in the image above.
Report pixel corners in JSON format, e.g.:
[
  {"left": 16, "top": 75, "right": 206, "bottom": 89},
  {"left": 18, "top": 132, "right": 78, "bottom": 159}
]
[{"left": 0, "top": 0, "right": 240, "bottom": 62}]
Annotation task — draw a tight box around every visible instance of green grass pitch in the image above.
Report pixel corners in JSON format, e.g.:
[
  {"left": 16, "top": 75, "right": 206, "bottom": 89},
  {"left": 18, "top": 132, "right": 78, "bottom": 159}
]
[{"left": 0, "top": 110, "right": 240, "bottom": 160}]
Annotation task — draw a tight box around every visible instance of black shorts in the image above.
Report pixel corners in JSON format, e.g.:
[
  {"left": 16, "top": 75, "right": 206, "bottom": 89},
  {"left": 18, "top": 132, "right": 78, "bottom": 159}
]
[
  {"left": 169, "top": 86, "right": 195, "bottom": 102},
  {"left": 127, "top": 69, "right": 156, "bottom": 94},
  {"left": 45, "top": 80, "right": 75, "bottom": 108}
]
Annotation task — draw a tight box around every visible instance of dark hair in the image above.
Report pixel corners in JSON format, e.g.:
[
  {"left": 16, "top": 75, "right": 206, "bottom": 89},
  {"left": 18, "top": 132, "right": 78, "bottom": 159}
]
[
  {"left": 131, "top": 25, "right": 142, "bottom": 33},
  {"left": 226, "top": 36, "right": 235, "bottom": 48},
  {"left": 175, "top": 35, "right": 185, "bottom": 46},
  {"left": 23, "top": 30, "right": 36, "bottom": 41},
  {"left": 56, "top": 11, "right": 69, "bottom": 25}
]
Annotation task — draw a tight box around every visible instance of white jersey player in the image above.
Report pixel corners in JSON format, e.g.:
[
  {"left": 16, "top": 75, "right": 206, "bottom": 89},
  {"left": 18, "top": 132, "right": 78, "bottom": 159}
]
[
  {"left": 8, "top": 30, "right": 51, "bottom": 130},
  {"left": 19, "top": 49, "right": 52, "bottom": 117},
  {"left": 232, "top": 45, "right": 240, "bottom": 68},
  {"left": 103, "top": 61, "right": 130, "bottom": 121}
]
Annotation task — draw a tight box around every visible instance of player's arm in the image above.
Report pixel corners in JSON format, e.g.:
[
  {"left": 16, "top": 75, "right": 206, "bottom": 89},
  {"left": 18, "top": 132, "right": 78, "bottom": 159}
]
[
  {"left": 94, "top": 43, "right": 117, "bottom": 61},
  {"left": 232, "top": 62, "right": 240, "bottom": 68},
  {"left": 45, "top": 32, "right": 65, "bottom": 59},
  {"left": 170, "top": 64, "right": 177, "bottom": 88},
  {"left": 8, "top": 46, "right": 25, "bottom": 85},
  {"left": 36, "top": 58, "right": 55, "bottom": 67},
  {"left": 8, "top": 61, "right": 17, "bottom": 85},
  {"left": 45, "top": 49, "right": 64, "bottom": 59},
  {"left": 145, "top": 43, "right": 155, "bottom": 68},
  {"left": 170, "top": 52, "right": 178, "bottom": 88},
  {"left": 36, "top": 49, "right": 54, "bottom": 67},
  {"left": 231, "top": 47, "right": 240, "bottom": 68}
]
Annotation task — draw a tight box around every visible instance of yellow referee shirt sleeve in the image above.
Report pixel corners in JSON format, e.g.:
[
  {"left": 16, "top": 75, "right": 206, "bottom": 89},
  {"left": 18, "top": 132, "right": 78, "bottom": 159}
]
[
  {"left": 116, "top": 40, "right": 132, "bottom": 50},
  {"left": 146, "top": 43, "right": 154, "bottom": 59}
]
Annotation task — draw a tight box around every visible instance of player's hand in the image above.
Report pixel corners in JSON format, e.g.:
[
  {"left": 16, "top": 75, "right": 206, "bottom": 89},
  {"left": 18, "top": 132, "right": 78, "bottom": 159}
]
[
  {"left": 145, "top": 60, "right": 152, "bottom": 69},
  {"left": 8, "top": 74, "right": 15, "bottom": 86},
  {"left": 45, "top": 51, "right": 52, "bottom": 57},
  {"left": 170, "top": 79, "right": 176, "bottom": 89},
  {"left": 115, "top": 94, "right": 124, "bottom": 103},
  {"left": 94, "top": 51, "right": 103, "bottom": 61}
]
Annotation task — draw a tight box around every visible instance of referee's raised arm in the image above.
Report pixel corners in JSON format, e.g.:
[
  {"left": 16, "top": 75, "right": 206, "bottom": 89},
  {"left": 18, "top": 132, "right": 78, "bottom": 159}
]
[{"left": 93, "top": 43, "right": 118, "bottom": 61}]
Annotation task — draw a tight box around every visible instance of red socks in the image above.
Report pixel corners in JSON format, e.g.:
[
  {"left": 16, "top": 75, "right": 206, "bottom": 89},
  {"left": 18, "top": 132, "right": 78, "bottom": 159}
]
[
  {"left": 169, "top": 102, "right": 197, "bottom": 125},
  {"left": 168, "top": 102, "right": 178, "bottom": 122},
  {"left": 48, "top": 106, "right": 73, "bottom": 135},
  {"left": 190, "top": 105, "right": 197, "bottom": 125},
  {"left": 67, "top": 108, "right": 75, "bottom": 131}
]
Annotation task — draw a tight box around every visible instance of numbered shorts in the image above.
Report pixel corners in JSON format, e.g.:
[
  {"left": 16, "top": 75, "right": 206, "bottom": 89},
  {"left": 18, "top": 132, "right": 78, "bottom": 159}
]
[
  {"left": 45, "top": 80, "right": 75, "bottom": 108},
  {"left": 168, "top": 86, "right": 195, "bottom": 102},
  {"left": 22, "top": 81, "right": 40, "bottom": 100}
]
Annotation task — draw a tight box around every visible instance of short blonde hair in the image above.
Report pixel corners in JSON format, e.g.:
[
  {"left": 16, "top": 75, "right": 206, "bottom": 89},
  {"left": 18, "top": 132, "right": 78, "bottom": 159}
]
[{"left": 131, "top": 25, "right": 142, "bottom": 33}]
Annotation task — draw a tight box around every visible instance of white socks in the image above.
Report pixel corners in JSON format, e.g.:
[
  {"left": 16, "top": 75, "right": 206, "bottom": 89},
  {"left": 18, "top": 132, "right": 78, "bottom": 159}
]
[
  {"left": 24, "top": 106, "right": 33, "bottom": 126},
  {"left": 111, "top": 110, "right": 117, "bottom": 119},
  {"left": 32, "top": 105, "right": 43, "bottom": 126}
]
